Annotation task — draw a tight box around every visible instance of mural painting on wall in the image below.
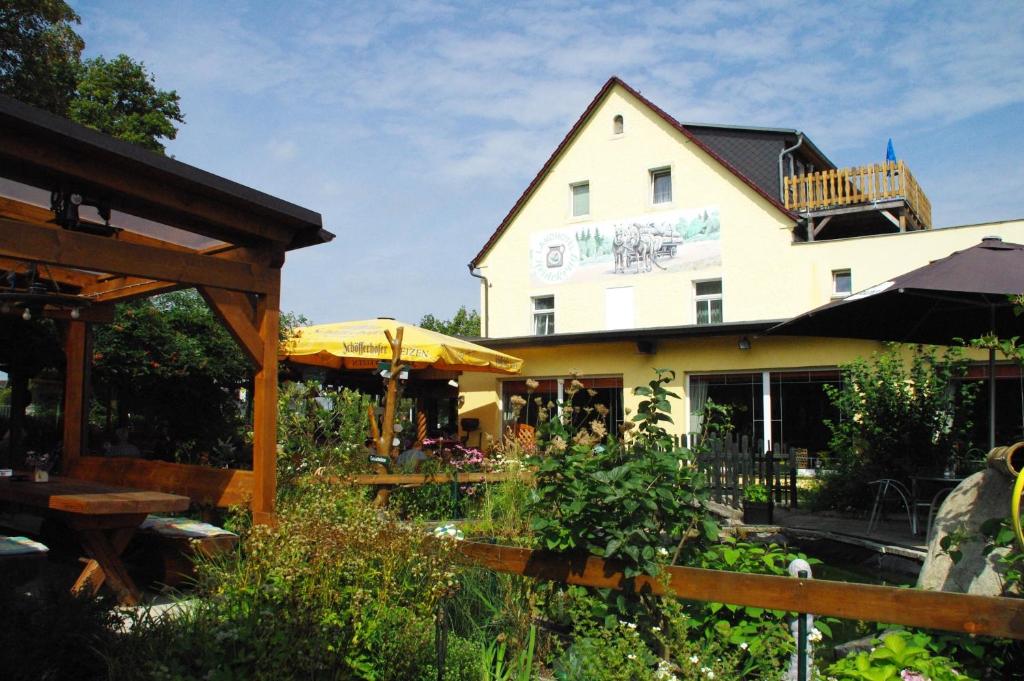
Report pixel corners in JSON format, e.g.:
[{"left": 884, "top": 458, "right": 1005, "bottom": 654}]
[{"left": 529, "top": 206, "right": 720, "bottom": 285}]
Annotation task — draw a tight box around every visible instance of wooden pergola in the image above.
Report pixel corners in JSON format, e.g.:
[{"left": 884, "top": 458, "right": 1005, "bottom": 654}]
[{"left": 0, "top": 95, "right": 333, "bottom": 524}]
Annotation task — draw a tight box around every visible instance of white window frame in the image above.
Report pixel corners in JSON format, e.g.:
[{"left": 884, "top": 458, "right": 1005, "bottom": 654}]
[
  {"left": 650, "top": 166, "right": 672, "bottom": 205},
  {"left": 832, "top": 269, "right": 852, "bottom": 298},
  {"left": 694, "top": 279, "right": 723, "bottom": 325},
  {"left": 532, "top": 295, "right": 555, "bottom": 336},
  {"left": 570, "top": 181, "right": 590, "bottom": 218}
]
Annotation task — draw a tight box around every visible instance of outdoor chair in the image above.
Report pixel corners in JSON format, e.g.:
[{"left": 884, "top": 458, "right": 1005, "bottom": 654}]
[
  {"left": 923, "top": 486, "right": 955, "bottom": 543},
  {"left": 866, "top": 479, "right": 916, "bottom": 536}
]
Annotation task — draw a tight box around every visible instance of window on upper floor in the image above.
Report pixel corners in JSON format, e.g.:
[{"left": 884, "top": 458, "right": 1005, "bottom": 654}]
[
  {"left": 571, "top": 181, "right": 590, "bottom": 217},
  {"left": 613, "top": 114, "right": 624, "bottom": 135},
  {"left": 832, "top": 269, "right": 852, "bottom": 297},
  {"left": 532, "top": 295, "right": 555, "bottom": 335},
  {"left": 695, "top": 279, "right": 723, "bottom": 324},
  {"left": 651, "top": 167, "right": 672, "bottom": 204}
]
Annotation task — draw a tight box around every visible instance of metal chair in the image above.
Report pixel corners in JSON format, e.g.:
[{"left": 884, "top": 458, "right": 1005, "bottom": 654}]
[
  {"left": 867, "top": 479, "right": 916, "bottom": 535},
  {"left": 923, "top": 486, "right": 955, "bottom": 543}
]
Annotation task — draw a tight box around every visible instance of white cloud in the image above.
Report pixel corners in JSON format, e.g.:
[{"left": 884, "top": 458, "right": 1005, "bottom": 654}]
[{"left": 71, "top": 0, "right": 1024, "bottom": 322}]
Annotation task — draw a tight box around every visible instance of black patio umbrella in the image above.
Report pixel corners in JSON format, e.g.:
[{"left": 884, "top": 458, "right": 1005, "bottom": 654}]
[{"left": 769, "top": 236, "right": 1024, "bottom": 449}]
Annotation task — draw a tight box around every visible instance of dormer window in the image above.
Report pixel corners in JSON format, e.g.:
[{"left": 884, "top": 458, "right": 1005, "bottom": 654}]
[{"left": 613, "top": 114, "right": 624, "bottom": 135}]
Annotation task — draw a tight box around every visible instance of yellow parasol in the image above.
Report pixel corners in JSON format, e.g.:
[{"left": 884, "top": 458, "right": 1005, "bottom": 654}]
[
  {"left": 281, "top": 318, "right": 522, "bottom": 507},
  {"left": 280, "top": 318, "right": 523, "bottom": 375}
]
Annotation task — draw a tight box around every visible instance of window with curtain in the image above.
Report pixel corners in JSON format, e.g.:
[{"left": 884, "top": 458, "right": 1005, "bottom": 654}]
[
  {"left": 651, "top": 168, "right": 672, "bottom": 204},
  {"left": 532, "top": 295, "right": 555, "bottom": 335},
  {"left": 695, "top": 279, "right": 723, "bottom": 324}
]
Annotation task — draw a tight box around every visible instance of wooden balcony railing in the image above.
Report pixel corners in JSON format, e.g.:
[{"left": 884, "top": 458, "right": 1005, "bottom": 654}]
[{"left": 784, "top": 160, "right": 932, "bottom": 229}]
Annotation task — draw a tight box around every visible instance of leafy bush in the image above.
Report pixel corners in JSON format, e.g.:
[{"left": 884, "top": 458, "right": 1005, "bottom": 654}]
[
  {"left": 530, "top": 370, "right": 716, "bottom": 576},
  {"left": 826, "top": 630, "right": 973, "bottom": 680},
  {"left": 276, "top": 381, "right": 374, "bottom": 486},
  {"left": 0, "top": 585, "right": 120, "bottom": 681},
  {"left": 111, "top": 479, "right": 477, "bottom": 680},
  {"left": 818, "top": 345, "right": 977, "bottom": 511},
  {"left": 742, "top": 483, "right": 769, "bottom": 504}
]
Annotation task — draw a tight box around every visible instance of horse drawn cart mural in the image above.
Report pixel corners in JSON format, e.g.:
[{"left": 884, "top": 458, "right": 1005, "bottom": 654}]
[{"left": 529, "top": 206, "right": 720, "bottom": 285}]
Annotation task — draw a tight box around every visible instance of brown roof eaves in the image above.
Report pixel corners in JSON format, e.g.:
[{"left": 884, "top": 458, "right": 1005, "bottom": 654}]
[{"left": 468, "top": 76, "right": 798, "bottom": 269}]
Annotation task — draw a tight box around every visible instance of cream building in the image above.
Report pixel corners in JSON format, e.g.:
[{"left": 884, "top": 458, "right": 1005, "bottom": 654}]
[{"left": 459, "top": 77, "right": 1024, "bottom": 457}]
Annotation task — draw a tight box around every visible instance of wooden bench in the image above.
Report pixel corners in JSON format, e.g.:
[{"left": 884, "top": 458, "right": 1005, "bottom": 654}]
[
  {"left": 63, "top": 456, "right": 251, "bottom": 588},
  {"left": 132, "top": 517, "right": 238, "bottom": 587},
  {"left": 0, "top": 535, "right": 49, "bottom": 584}
]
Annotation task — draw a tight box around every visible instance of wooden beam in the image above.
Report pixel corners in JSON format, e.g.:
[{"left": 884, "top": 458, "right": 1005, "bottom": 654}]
[
  {"left": 0, "top": 218, "right": 271, "bottom": 294},
  {"left": 199, "top": 286, "right": 263, "bottom": 369},
  {"left": 0, "top": 255, "right": 99, "bottom": 288},
  {"left": 64, "top": 456, "right": 254, "bottom": 508},
  {"left": 0, "top": 128, "right": 296, "bottom": 247},
  {"left": 251, "top": 272, "right": 280, "bottom": 524},
  {"left": 811, "top": 215, "right": 831, "bottom": 239},
  {"left": 455, "top": 541, "right": 1024, "bottom": 641},
  {"left": 344, "top": 471, "right": 533, "bottom": 485},
  {"left": 82, "top": 279, "right": 182, "bottom": 304},
  {"left": 0, "top": 195, "right": 205, "bottom": 255},
  {"left": 62, "top": 321, "right": 87, "bottom": 464},
  {"left": 880, "top": 210, "right": 901, "bottom": 229}
]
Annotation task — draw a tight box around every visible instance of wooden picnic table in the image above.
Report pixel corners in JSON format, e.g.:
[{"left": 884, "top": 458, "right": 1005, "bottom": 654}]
[{"left": 0, "top": 475, "right": 189, "bottom": 605}]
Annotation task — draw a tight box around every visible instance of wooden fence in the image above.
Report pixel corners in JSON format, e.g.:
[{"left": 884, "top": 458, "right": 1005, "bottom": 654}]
[
  {"left": 783, "top": 160, "right": 932, "bottom": 229},
  {"left": 455, "top": 540, "right": 1024, "bottom": 640},
  {"left": 680, "top": 434, "right": 798, "bottom": 508}
]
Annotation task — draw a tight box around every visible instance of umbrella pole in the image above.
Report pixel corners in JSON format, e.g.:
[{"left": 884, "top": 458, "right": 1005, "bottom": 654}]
[
  {"left": 374, "top": 327, "right": 405, "bottom": 507},
  {"left": 989, "top": 305, "right": 997, "bottom": 452},
  {"left": 989, "top": 346, "right": 996, "bottom": 452}
]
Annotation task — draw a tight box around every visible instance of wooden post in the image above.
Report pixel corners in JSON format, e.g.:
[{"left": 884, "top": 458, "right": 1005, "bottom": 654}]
[
  {"left": 251, "top": 269, "right": 281, "bottom": 525},
  {"left": 373, "top": 327, "right": 404, "bottom": 507},
  {"left": 62, "top": 320, "right": 88, "bottom": 467}
]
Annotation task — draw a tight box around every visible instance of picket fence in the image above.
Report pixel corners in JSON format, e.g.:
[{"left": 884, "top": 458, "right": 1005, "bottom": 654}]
[{"left": 677, "top": 433, "right": 798, "bottom": 509}]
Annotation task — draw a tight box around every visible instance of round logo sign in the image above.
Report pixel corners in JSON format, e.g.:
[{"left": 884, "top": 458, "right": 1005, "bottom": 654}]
[{"left": 530, "top": 231, "right": 580, "bottom": 284}]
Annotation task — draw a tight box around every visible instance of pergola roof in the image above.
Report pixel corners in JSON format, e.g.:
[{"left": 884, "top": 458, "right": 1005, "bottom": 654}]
[
  {"left": 0, "top": 94, "right": 334, "bottom": 308},
  {"left": 0, "top": 94, "right": 333, "bottom": 252},
  {"left": 0, "top": 95, "right": 334, "bottom": 525}
]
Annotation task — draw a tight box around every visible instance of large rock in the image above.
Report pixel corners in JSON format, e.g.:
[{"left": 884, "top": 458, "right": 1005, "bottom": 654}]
[
  {"left": 916, "top": 467, "right": 1015, "bottom": 596},
  {"left": 706, "top": 499, "right": 744, "bottom": 526}
]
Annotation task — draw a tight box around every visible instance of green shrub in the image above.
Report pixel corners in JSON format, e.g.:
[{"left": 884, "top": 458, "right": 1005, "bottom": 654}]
[
  {"left": 111, "top": 479, "right": 463, "bottom": 680},
  {"left": 742, "top": 483, "right": 769, "bottom": 504},
  {"left": 276, "top": 381, "right": 374, "bottom": 486},
  {"left": 0, "top": 585, "right": 119, "bottom": 681},
  {"left": 826, "top": 630, "right": 973, "bottom": 680},
  {"left": 818, "top": 345, "right": 977, "bottom": 511}
]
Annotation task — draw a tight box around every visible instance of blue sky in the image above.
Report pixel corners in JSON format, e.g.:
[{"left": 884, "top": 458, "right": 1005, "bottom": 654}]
[{"left": 70, "top": 1, "right": 1024, "bottom": 325}]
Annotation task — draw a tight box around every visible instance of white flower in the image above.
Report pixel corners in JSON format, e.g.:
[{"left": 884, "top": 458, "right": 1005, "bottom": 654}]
[
  {"left": 657, "top": 547, "right": 669, "bottom": 557},
  {"left": 809, "top": 627, "right": 823, "bottom": 643},
  {"left": 627, "top": 654, "right": 637, "bottom": 660},
  {"left": 739, "top": 642, "right": 748, "bottom": 650},
  {"left": 689, "top": 655, "right": 700, "bottom": 664},
  {"left": 652, "top": 626, "right": 661, "bottom": 632}
]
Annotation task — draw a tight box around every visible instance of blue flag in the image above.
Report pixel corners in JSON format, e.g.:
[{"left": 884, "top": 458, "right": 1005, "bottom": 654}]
[{"left": 886, "top": 138, "right": 896, "bottom": 164}]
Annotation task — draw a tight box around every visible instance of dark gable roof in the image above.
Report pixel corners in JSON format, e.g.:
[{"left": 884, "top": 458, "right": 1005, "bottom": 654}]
[{"left": 468, "top": 76, "right": 799, "bottom": 269}]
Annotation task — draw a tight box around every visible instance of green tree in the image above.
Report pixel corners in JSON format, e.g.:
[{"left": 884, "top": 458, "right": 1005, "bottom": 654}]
[
  {"left": 0, "top": 0, "right": 83, "bottom": 114},
  {"left": 817, "top": 344, "right": 977, "bottom": 510},
  {"left": 91, "top": 290, "right": 250, "bottom": 462},
  {"left": 418, "top": 305, "right": 481, "bottom": 337},
  {"left": 68, "top": 54, "right": 183, "bottom": 153}
]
